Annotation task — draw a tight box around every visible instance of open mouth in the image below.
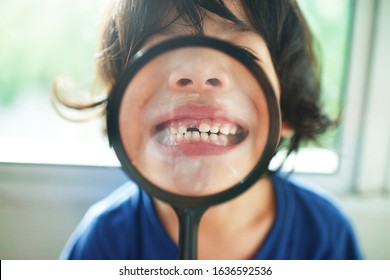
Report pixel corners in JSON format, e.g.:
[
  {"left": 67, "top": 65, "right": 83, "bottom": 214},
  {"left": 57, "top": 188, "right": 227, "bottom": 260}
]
[{"left": 152, "top": 117, "right": 248, "bottom": 155}]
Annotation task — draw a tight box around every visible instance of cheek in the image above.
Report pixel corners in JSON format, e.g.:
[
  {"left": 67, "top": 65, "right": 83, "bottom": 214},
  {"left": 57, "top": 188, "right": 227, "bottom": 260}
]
[
  {"left": 118, "top": 57, "right": 171, "bottom": 159},
  {"left": 222, "top": 70, "right": 271, "bottom": 154},
  {"left": 122, "top": 53, "right": 172, "bottom": 118}
]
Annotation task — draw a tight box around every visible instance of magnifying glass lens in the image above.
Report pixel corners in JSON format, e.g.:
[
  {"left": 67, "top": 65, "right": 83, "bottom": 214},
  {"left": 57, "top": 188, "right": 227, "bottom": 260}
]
[{"left": 118, "top": 46, "right": 270, "bottom": 197}]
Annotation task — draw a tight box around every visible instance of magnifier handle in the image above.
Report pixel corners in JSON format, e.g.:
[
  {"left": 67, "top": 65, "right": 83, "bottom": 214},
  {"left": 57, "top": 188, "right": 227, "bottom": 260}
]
[{"left": 173, "top": 206, "right": 207, "bottom": 260}]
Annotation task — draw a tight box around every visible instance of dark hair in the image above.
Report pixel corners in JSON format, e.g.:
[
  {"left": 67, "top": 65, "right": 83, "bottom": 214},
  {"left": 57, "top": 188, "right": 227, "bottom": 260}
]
[{"left": 59, "top": 0, "right": 333, "bottom": 155}]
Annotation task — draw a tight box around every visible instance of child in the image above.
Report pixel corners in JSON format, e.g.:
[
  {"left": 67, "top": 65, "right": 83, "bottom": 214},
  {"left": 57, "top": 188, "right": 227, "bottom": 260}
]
[{"left": 60, "top": 0, "right": 363, "bottom": 259}]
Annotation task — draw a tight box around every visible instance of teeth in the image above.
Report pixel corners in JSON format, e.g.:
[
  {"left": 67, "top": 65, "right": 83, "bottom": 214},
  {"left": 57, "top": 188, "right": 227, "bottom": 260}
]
[
  {"left": 158, "top": 119, "right": 240, "bottom": 145},
  {"left": 220, "top": 125, "right": 230, "bottom": 135},
  {"left": 178, "top": 125, "right": 187, "bottom": 134},
  {"left": 199, "top": 122, "right": 211, "bottom": 133},
  {"left": 201, "top": 132, "right": 209, "bottom": 142},
  {"left": 169, "top": 134, "right": 176, "bottom": 144},
  {"left": 169, "top": 127, "right": 178, "bottom": 134},
  {"left": 176, "top": 133, "right": 183, "bottom": 142},
  {"left": 218, "top": 134, "right": 228, "bottom": 146},
  {"left": 210, "top": 123, "right": 220, "bottom": 134},
  {"left": 210, "top": 133, "right": 218, "bottom": 143},
  {"left": 230, "top": 126, "right": 237, "bottom": 135},
  {"left": 185, "top": 131, "right": 192, "bottom": 140},
  {"left": 199, "top": 133, "right": 229, "bottom": 146},
  {"left": 192, "top": 131, "right": 201, "bottom": 141}
]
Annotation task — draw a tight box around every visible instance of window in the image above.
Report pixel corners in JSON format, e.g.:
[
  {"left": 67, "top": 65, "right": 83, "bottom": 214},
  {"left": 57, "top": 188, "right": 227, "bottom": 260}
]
[
  {"left": 0, "top": 0, "right": 117, "bottom": 166},
  {"left": 1, "top": 0, "right": 373, "bottom": 190},
  {"left": 272, "top": 0, "right": 354, "bottom": 174},
  {"left": 297, "top": 0, "right": 390, "bottom": 193}
]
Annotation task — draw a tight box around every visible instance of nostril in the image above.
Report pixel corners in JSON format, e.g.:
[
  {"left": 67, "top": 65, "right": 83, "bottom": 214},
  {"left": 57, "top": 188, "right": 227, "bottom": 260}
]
[
  {"left": 206, "top": 78, "right": 222, "bottom": 87},
  {"left": 177, "top": 78, "right": 193, "bottom": 87},
  {"left": 171, "top": 76, "right": 225, "bottom": 90}
]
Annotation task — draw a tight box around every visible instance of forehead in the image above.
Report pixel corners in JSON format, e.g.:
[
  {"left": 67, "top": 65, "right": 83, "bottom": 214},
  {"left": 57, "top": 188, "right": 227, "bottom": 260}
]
[{"left": 159, "top": 0, "right": 256, "bottom": 36}]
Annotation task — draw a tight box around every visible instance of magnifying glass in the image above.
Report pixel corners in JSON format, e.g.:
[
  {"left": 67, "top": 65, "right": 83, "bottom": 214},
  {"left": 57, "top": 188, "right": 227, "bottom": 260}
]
[{"left": 106, "top": 36, "right": 281, "bottom": 259}]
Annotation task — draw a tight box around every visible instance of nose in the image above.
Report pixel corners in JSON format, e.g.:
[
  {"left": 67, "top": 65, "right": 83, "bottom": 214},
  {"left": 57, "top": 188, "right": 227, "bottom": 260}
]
[{"left": 167, "top": 50, "right": 230, "bottom": 93}]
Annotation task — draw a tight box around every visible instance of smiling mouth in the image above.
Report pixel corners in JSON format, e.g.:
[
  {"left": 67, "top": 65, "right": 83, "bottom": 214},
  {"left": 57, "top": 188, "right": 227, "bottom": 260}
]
[{"left": 153, "top": 118, "right": 247, "bottom": 150}]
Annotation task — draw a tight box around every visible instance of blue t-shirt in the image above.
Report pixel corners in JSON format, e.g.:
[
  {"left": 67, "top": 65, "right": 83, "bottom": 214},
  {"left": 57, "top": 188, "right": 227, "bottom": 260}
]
[{"left": 61, "top": 173, "right": 363, "bottom": 259}]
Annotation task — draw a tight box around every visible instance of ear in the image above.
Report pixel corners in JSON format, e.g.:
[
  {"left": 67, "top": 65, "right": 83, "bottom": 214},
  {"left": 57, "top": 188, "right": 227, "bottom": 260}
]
[{"left": 281, "top": 121, "right": 293, "bottom": 138}]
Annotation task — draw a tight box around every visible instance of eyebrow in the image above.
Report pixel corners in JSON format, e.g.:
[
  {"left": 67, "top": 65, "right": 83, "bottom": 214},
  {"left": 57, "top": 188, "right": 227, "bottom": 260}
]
[
  {"left": 220, "top": 19, "right": 257, "bottom": 35},
  {"left": 156, "top": 15, "right": 257, "bottom": 37}
]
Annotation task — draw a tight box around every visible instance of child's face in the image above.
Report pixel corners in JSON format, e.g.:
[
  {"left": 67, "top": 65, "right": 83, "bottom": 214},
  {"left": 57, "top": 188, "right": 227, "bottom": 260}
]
[{"left": 118, "top": 1, "right": 281, "bottom": 196}]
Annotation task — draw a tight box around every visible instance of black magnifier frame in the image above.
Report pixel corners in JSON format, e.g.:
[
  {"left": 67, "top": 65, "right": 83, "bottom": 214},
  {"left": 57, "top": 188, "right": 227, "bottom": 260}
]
[
  {"left": 107, "top": 36, "right": 280, "bottom": 208},
  {"left": 106, "top": 36, "right": 281, "bottom": 259}
]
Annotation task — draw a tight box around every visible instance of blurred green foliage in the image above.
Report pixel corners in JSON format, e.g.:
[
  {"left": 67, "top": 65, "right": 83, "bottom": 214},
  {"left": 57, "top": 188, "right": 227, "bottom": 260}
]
[{"left": 0, "top": 0, "right": 107, "bottom": 105}]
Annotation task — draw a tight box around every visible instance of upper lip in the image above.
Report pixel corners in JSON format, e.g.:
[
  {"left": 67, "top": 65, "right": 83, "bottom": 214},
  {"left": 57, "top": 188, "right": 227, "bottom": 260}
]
[{"left": 151, "top": 104, "right": 246, "bottom": 129}]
